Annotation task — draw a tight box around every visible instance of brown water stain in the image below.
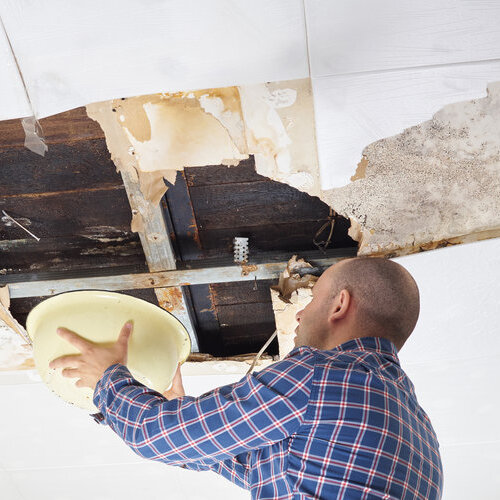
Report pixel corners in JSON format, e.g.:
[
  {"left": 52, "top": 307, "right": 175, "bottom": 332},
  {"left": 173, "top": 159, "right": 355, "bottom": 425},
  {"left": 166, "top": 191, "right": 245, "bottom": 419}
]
[{"left": 350, "top": 156, "right": 369, "bottom": 182}]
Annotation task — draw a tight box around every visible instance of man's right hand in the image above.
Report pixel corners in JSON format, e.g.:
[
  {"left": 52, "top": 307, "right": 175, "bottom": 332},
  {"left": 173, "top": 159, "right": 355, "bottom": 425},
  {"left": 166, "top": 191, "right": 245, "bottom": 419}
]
[{"left": 163, "top": 363, "right": 186, "bottom": 400}]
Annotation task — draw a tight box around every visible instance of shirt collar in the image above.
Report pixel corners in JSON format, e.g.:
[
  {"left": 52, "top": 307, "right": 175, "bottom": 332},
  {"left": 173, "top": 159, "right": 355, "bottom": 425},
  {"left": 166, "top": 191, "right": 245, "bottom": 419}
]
[{"left": 333, "top": 336, "right": 400, "bottom": 364}]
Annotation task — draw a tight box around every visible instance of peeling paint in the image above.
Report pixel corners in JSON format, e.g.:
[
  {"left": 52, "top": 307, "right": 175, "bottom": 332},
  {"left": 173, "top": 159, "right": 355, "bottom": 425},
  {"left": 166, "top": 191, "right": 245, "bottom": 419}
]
[
  {"left": 87, "top": 89, "right": 250, "bottom": 211},
  {"left": 124, "top": 98, "right": 247, "bottom": 171},
  {"left": 130, "top": 210, "right": 145, "bottom": 233},
  {"left": 271, "top": 287, "right": 313, "bottom": 360},
  {"left": 270, "top": 256, "right": 317, "bottom": 359},
  {"left": 87, "top": 78, "right": 319, "bottom": 223},
  {"left": 350, "top": 156, "right": 369, "bottom": 182},
  {"left": 239, "top": 79, "right": 321, "bottom": 197},
  {"left": 84, "top": 77, "right": 500, "bottom": 258},
  {"left": 323, "top": 82, "right": 500, "bottom": 256},
  {"left": 197, "top": 86, "right": 248, "bottom": 154}
]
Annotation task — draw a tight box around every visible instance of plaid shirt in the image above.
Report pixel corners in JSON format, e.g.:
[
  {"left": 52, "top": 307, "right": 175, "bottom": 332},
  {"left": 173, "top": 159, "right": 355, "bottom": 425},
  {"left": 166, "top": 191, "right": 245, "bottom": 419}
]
[{"left": 94, "top": 337, "right": 443, "bottom": 499}]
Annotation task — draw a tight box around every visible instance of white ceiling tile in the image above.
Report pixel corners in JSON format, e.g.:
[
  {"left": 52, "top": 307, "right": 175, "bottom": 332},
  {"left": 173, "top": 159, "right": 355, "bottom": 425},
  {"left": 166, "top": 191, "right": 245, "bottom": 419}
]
[
  {"left": 0, "top": 382, "right": 142, "bottom": 469},
  {"left": 0, "top": 369, "right": 39, "bottom": 386},
  {"left": 312, "top": 62, "right": 500, "bottom": 189},
  {"left": 0, "top": 21, "right": 31, "bottom": 121},
  {"left": 0, "top": 372, "right": 245, "bottom": 470},
  {"left": 440, "top": 442, "right": 500, "bottom": 500},
  {"left": 391, "top": 238, "right": 500, "bottom": 451},
  {"left": 396, "top": 238, "right": 500, "bottom": 365},
  {"left": 305, "top": 0, "right": 500, "bottom": 77},
  {"left": 0, "top": 0, "right": 308, "bottom": 119},
  {"left": 9, "top": 461, "right": 247, "bottom": 500},
  {"left": 401, "top": 355, "right": 500, "bottom": 447},
  {"left": 0, "top": 470, "right": 24, "bottom": 500}
]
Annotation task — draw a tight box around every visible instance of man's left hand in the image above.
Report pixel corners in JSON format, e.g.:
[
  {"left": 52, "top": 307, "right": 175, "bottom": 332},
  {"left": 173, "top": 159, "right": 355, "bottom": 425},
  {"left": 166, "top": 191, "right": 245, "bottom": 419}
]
[{"left": 49, "top": 321, "right": 134, "bottom": 391}]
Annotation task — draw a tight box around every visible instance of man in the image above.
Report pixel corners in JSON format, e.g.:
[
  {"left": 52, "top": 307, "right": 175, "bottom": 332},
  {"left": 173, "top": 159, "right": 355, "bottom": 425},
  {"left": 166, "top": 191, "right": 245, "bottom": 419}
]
[{"left": 50, "top": 257, "right": 443, "bottom": 499}]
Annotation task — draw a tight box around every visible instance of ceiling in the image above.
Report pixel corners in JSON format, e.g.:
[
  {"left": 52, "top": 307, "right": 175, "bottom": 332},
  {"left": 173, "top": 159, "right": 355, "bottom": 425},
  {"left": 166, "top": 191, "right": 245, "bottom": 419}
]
[{"left": 1, "top": 2, "right": 500, "bottom": 499}]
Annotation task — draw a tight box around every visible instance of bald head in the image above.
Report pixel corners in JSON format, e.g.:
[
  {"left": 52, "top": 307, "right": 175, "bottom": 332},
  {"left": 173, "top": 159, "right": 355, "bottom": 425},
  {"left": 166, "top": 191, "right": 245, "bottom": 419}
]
[{"left": 328, "top": 257, "right": 420, "bottom": 349}]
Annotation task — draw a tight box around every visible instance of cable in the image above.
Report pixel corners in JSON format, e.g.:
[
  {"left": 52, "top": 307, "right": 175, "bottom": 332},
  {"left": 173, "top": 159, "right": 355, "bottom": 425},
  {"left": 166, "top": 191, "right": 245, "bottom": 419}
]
[{"left": 247, "top": 330, "right": 278, "bottom": 375}]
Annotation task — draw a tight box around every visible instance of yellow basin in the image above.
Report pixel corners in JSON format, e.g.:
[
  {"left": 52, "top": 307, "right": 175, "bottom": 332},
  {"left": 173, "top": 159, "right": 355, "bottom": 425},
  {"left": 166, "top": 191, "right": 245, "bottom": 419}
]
[{"left": 26, "top": 290, "right": 191, "bottom": 412}]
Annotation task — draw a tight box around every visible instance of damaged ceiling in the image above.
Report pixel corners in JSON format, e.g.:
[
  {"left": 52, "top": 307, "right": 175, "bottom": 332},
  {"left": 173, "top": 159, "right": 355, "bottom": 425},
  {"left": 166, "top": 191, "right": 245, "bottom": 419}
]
[
  {"left": 0, "top": 1, "right": 500, "bottom": 499},
  {"left": 0, "top": 102, "right": 357, "bottom": 364}
]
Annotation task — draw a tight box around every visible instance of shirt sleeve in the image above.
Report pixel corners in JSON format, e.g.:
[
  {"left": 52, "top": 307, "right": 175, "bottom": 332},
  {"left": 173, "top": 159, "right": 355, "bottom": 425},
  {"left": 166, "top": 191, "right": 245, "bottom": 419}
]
[
  {"left": 165, "top": 452, "right": 251, "bottom": 490},
  {"left": 93, "top": 347, "right": 314, "bottom": 475}
]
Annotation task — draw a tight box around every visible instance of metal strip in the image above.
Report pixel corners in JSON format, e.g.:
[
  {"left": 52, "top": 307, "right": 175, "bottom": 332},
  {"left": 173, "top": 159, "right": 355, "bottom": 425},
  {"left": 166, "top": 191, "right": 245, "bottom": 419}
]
[{"left": 6, "top": 256, "right": 345, "bottom": 299}]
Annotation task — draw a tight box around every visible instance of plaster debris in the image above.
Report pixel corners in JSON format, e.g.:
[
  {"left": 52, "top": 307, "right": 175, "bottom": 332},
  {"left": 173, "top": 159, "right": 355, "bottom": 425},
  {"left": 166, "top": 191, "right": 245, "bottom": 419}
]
[
  {"left": 0, "top": 285, "right": 10, "bottom": 309},
  {"left": 0, "top": 322, "right": 34, "bottom": 370},
  {"left": 271, "top": 255, "right": 318, "bottom": 303},
  {"left": 322, "top": 82, "right": 500, "bottom": 256},
  {"left": 181, "top": 358, "right": 274, "bottom": 376},
  {"left": 263, "top": 88, "right": 297, "bottom": 109},
  {"left": 21, "top": 116, "right": 48, "bottom": 157},
  {"left": 271, "top": 287, "right": 313, "bottom": 360},
  {"left": 270, "top": 256, "right": 317, "bottom": 359},
  {"left": 130, "top": 210, "right": 145, "bottom": 233},
  {"left": 87, "top": 78, "right": 320, "bottom": 224},
  {"left": 87, "top": 89, "right": 249, "bottom": 211},
  {"left": 0, "top": 286, "right": 33, "bottom": 370},
  {"left": 239, "top": 79, "right": 321, "bottom": 197}
]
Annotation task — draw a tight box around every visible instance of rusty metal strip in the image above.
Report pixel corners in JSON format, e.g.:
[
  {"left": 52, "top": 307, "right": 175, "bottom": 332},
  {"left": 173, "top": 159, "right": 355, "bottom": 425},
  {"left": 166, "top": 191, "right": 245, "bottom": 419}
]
[{"left": 5, "top": 256, "right": 345, "bottom": 299}]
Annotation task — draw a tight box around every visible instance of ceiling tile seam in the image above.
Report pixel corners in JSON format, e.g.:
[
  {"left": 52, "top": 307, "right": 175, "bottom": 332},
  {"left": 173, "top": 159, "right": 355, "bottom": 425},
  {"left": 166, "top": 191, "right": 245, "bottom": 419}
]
[
  {"left": 311, "top": 56, "right": 500, "bottom": 80},
  {"left": 0, "top": 14, "right": 35, "bottom": 118},
  {"left": 301, "top": 0, "right": 312, "bottom": 80}
]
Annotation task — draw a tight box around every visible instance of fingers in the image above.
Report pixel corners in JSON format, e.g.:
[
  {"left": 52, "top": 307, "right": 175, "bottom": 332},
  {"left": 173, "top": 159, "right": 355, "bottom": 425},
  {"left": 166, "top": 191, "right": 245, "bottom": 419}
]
[
  {"left": 163, "top": 364, "right": 186, "bottom": 400},
  {"left": 171, "top": 363, "right": 185, "bottom": 396},
  {"left": 117, "top": 321, "right": 134, "bottom": 346},
  {"left": 49, "top": 354, "right": 82, "bottom": 370},
  {"left": 56, "top": 327, "right": 92, "bottom": 353},
  {"left": 75, "top": 379, "right": 93, "bottom": 389},
  {"left": 61, "top": 367, "right": 80, "bottom": 378},
  {"left": 54, "top": 365, "right": 89, "bottom": 389}
]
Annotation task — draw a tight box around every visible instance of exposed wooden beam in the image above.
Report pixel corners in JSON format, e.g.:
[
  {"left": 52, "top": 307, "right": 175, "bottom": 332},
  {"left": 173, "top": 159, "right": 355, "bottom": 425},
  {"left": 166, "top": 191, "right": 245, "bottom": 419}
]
[{"left": 119, "top": 168, "right": 199, "bottom": 351}]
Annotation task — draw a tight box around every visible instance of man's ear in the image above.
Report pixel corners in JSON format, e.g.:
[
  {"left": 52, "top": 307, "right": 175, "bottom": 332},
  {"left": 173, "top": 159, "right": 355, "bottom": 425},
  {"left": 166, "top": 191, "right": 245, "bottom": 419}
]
[{"left": 328, "top": 289, "right": 351, "bottom": 323}]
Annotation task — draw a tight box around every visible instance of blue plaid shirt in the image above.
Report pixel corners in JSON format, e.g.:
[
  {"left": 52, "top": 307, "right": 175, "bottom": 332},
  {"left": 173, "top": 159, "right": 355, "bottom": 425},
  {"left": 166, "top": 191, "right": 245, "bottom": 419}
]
[{"left": 94, "top": 337, "right": 443, "bottom": 499}]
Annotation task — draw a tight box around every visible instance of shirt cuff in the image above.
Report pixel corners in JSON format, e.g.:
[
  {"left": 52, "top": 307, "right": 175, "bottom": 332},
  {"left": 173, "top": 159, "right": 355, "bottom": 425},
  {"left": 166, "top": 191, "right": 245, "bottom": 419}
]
[{"left": 91, "top": 363, "right": 131, "bottom": 424}]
